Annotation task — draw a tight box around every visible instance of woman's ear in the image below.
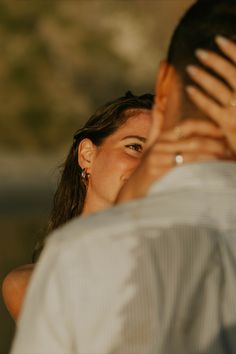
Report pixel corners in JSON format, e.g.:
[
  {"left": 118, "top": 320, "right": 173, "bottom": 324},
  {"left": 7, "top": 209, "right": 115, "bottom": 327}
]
[{"left": 78, "top": 138, "right": 97, "bottom": 171}]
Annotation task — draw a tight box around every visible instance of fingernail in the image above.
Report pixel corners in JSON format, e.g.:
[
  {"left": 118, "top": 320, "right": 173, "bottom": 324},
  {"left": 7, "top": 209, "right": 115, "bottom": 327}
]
[
  {"left": 186, "top": 65, "right": 198, "bottom": 76},
  {"left": 186, "top": 86, "right": 196, "bottom": 95},
  {"left": 215, "top": 35, "right": 230, "bottom": 48},
  {"left": 195, "top": 49, "right": 209, "bottom": 61}
]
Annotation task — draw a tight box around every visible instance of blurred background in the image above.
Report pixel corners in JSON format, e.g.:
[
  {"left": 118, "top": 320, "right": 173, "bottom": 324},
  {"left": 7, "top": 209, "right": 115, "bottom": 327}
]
[{"left": 0, "top": 0, "right": 193, "bottom": 352}]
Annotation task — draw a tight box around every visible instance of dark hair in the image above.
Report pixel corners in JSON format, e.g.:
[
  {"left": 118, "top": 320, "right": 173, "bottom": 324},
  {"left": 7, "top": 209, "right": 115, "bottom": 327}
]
[
  {"left": 167, "top": 0, "right": 236, "bottom": 117},
  {"left": 33, "top": 91, "right": 154, "bottom": 261}
]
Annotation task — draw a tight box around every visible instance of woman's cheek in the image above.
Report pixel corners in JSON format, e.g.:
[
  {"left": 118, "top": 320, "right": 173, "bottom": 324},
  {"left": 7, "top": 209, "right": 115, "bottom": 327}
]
[{"left": 118, "top": 154, "right": 141, "bottom": 180}]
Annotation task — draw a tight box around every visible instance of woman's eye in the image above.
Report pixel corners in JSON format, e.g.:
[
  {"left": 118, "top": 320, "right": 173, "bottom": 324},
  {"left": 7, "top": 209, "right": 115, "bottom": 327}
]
[{"left": 126, "top": 144, "right": 143, "bottom": 153}]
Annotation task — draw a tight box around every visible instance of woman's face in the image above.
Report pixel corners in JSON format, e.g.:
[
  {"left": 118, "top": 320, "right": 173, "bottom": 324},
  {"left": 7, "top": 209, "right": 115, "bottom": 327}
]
[{"left": 83, "top": 109, "right": 152, "bottom": 213}]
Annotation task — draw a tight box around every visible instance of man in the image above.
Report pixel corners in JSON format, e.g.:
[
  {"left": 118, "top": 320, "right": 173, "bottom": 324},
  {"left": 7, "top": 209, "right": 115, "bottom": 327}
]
[{"left": 11, "top": 1, "right": 236, "bottom": 353}]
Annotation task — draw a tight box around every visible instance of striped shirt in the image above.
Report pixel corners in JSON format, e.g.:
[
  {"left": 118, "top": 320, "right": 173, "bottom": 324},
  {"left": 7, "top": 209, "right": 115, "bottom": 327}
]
[{"left": 12, "top": 161, "right": 236, "bottom": 354}]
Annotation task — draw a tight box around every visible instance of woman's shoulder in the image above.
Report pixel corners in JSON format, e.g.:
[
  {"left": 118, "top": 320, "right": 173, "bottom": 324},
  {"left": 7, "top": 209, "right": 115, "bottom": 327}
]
[{"left": 2, "top": 264, "right": 34, "bottom": 320}]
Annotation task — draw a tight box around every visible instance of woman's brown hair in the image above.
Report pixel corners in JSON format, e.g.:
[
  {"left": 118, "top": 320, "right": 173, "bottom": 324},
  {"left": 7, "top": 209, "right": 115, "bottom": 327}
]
[{"left": 33, "top": 91, "right": 154, "bottom": 261}]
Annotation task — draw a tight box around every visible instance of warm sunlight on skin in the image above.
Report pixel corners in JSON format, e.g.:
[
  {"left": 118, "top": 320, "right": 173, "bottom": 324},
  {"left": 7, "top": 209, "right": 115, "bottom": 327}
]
[
  {"left": 2, "top": 110, "right": 153, "bottom": 321},
  {"left": 2, "top": 264, "right": 34, "bottom": 320},
  {"left": 82, "top": 110, "right": 152, "bottom": 215}
]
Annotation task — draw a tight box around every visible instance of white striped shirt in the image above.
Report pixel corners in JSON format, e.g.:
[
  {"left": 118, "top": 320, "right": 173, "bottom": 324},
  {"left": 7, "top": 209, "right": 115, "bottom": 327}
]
[{"left": 12, "top": 161, "right": 236, "bottom": 354}]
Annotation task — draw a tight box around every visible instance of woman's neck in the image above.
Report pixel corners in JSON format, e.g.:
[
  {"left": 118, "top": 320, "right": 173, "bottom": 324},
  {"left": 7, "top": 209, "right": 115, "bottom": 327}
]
[{"left": 82, "top": 190, "right": 112, "bottom": 216}]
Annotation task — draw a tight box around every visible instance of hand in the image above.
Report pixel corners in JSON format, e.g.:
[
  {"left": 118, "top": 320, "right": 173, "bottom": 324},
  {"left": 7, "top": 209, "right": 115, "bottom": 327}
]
[
  {"left": 186, "top": 36, "right": 236, "bottom": 155},
  {"left": 116, "top": 118, "right": 231, "bottom": 203}
]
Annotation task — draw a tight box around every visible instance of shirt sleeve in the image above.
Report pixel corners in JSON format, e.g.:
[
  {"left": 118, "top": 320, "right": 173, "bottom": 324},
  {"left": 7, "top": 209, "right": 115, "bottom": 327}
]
[{"left": 10, "top": 237, "right": 74, "bottom": 354}]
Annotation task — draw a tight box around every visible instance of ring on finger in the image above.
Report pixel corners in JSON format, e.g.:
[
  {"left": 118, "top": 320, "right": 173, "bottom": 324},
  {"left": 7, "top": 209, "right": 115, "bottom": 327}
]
[{"left": 174, "top": 152, "right": 184, "bottom": 166}]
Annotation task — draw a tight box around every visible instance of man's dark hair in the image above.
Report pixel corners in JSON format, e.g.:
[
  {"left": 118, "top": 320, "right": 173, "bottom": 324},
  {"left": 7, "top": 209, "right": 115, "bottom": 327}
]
[{"left": 167, "top": 0, "right": 236, "bottom": 117}]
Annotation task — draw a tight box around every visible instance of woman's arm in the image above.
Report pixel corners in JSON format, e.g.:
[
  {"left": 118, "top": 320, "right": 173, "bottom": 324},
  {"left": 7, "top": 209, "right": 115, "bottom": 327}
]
[
  {"left": 117, "top": 38, "right": 236, "bottom": 204},
  {"left": 2, "top": 264, "right": 34, "bottom": 321},
  {"left": 116, "top": 117, "right": 231, "bottom": 203}
]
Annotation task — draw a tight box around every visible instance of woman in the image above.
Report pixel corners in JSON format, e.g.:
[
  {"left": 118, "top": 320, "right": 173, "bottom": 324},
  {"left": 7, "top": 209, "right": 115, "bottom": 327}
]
[{"left": 3, "top": 37, "right": 236, "bottom": 320}]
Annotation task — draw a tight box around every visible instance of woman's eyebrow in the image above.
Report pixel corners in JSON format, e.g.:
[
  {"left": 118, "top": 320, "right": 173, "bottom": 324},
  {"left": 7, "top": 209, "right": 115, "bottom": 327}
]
[{"left": 121, "top": 135, "right": 147, "bottom": 142}]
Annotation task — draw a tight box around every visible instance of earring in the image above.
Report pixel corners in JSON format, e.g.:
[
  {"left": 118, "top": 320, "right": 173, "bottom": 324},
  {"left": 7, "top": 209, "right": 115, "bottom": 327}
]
[
  {"left": 81, "top": 168, "right": 86, "bottom": 180},
  {"left": 81, "top": 168, "right": 91, "bottom": 183}
]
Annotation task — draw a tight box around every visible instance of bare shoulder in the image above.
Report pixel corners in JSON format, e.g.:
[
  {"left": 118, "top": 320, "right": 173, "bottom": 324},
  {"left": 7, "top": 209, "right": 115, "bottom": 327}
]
[{"left": 2, "top": 264, "right": 34, "bottom": 320}]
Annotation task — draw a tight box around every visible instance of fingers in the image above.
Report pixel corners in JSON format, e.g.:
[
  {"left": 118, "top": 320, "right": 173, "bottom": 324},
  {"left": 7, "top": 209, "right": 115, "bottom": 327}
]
[
  {"left": 186, "top": 86, "right": 223, "bottom": 126},
  {"left": 186, "top": 65, "right": 232, "bottom": 106},
  {"left": 133, "top": 149, "right": 220, "bottom": 199},
  {"left": 143, "top": 140, "right": 229, "bottom": 181},
  {"left": 215, "top": 36, "right": 236, "bottom": 65},
  {"left": 195, "top": 48, "right": 236, "bottom": 90},
  {"left": 161, "top": 119, "right": 223, "bottom": 141},
  {"left": 186, "top": 85, "right": 236, "bottom": 130},
  {"left": 142, "top": 150, "right": 219, "bottom": 181},
  {"left": 185, "top": 36, "right": 236, "bottom": 156},
  {"left": 150, "top": 152, "right": 219, "bottom": 167},
  {"left": 186, "top": 85, "right": 236, "bottom": 155},
  {"left": 152, "top": 136, "right": 227, "bottom": 158}
]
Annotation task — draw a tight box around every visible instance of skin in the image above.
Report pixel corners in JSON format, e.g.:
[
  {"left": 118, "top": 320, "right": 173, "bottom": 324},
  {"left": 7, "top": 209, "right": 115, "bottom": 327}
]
[
  {"left": 80, "top": 110, "right": 153, "bottom": 214},
  {"left": 117, "top": 39, "right": 236, "bottom": 201},
  {"left": 3, "top": 37, "right": 236, "bottom": 320},
  {"left": 186, "top": 36, "right": 236, "bottom": 155},
  {"left": 2, "top": 264, "right": 34, "bottom": 321},
  {"left": 116, "top": 119, "right": 229, "bottom": 202}
]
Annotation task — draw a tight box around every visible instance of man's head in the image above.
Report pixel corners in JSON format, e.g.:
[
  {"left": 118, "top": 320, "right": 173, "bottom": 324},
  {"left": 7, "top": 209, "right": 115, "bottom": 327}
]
[{"left": 156, "top": 0, "right": 236, "bottom": 130}]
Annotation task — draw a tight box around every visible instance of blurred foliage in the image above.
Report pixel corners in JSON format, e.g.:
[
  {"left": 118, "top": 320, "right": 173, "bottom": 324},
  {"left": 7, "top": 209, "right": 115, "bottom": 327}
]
[
  {"left": 0, "top": 0, "right": 167, "bottom": 152},
  {"left": 0, "top": 0, "right": 191, "bottom": 152}
]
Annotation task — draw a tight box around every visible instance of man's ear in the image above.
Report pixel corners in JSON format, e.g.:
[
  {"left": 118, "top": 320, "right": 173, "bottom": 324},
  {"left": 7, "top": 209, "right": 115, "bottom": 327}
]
[
  {"left": 155, "top": 60, "right": 175, "bottom": 113},
  {"left": 78, "top": 138, "right": 97, "bottom": 171}
]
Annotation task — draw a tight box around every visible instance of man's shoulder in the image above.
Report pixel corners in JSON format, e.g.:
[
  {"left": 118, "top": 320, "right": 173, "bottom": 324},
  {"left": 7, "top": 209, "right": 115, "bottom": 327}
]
[
  {"left": 44, "top": 194, "right": 169, "bottom": 271},
  {"left": 48, "top": 198, "right": 147, "bottom": 251},
  {"left": 44, "top": 170, "right": 236, "bottom": 268},
  {"left": 41, "top": 199, "right": 152, "bottom": 283},
  {"left": 47, "top": 190, "right": 177, "bottom": 252}
]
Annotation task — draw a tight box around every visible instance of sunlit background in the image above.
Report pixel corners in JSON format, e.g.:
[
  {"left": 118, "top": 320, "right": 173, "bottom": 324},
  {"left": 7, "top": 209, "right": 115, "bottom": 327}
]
[{"left": 0, "top": 1, "right": 194, "bottom": 352}]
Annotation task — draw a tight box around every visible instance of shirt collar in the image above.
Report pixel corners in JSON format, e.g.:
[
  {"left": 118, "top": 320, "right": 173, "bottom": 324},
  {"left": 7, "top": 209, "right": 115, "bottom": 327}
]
[{"left": 149, "top": 161, "right": 236, "bottom": 196}]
